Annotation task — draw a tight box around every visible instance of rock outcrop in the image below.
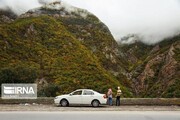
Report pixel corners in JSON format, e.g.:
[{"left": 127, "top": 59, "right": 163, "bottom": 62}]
[{"left": 118, "top": 37, "right": 180, "bottom": 97}]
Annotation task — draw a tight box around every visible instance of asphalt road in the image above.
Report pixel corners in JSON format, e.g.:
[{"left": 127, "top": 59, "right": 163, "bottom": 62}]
[
  {"left": 0, "top": 111, "right": 180, "bottom": 120},
  {"left": 1, "top": 104, "right": 180, "bottom": 111}
]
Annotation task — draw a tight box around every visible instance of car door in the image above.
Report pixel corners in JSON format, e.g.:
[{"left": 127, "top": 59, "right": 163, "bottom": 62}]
[
  {"left": 82, "top": 90, "right": 95, "bottom": 104},
  {"left": 68, "top": 90, "right": 82, "bottom": 104}
]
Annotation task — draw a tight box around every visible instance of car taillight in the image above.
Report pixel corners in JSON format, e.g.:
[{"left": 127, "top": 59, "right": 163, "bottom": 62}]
[{"left": 103, "top": 94, "right": 107, "bottom": 99}]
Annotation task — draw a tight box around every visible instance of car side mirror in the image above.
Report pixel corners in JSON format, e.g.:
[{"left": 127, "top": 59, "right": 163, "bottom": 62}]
[{"left": 69, "top": 93, "right": 72, "bottom": 96}]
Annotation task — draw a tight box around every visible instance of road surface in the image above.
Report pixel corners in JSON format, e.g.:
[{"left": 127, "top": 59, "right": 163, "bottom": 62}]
[
  {"left": 0, "top": 111, "right": 180, "bottom": 120},
  {"left": 0, "top": 104, "right": 180, "bottom": 111}
]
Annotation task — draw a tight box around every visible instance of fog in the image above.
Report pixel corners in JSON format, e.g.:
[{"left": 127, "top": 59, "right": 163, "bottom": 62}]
[
  {"left": 0, "top": 0, "right": 41, "bottom": 15},
  {"left": 64, "top": 0, "right": 180, "bottom": 44},
  {"left": 1, "top": 0, "right": 180, "bottom": 44}
]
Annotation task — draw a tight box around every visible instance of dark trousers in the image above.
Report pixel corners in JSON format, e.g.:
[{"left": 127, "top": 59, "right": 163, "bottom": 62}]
[
  {"left": 116, "top": 96, "right": 120, "bottom": 106},
  {"left": 108, "top": 97, "right": 113, "bottom": 106}
]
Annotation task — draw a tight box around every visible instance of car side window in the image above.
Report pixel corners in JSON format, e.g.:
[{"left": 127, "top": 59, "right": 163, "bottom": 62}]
[
  {"left": 72, "top": 90, "right": 82, "bottom": 95},
  {"left": 83, "top": 90, "right": 94, "bottom": 95}
]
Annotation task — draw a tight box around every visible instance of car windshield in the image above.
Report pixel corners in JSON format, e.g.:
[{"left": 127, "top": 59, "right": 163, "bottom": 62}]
[{"left": 71, "top": 90, "right": 82, "bottom": 95}]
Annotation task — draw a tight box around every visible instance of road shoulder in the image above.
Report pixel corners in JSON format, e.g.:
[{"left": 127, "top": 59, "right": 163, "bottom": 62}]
[{"left": 0, "top": 104, "right": 180, "bottom": 111}]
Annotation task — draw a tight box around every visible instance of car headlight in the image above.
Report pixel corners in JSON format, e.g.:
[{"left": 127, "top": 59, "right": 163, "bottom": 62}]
[{"left": 54, "top": 96, "right": 58, "bottom": 99}]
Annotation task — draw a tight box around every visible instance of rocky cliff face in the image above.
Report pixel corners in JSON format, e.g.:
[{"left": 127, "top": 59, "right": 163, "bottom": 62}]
[
  {"left": 0, "top": 9, "right": 17, "bottom": 23},
  {"left": 118, "top": 36, "right": 180, "bottom": 97}
]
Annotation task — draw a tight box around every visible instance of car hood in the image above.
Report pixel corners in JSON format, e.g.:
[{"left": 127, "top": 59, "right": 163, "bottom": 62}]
[{"left": 56, "top": 94, "right": 69, "bottom": 98}]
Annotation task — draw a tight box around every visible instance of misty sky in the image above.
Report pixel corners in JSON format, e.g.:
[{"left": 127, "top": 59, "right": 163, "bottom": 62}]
[
  {"left": 64, "top": 0, "right": 180, "bottom": 44},
  {"left": 1, "top": 0, "right": 180, "bottom": 44}
]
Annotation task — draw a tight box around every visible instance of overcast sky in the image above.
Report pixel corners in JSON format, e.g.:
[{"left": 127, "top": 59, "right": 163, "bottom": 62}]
[
  {"left": 64, "top": 0, "right": 180, "bottom": 44},
  {"left": 1, "top": 0, "right": 180, "bottom": 44}
]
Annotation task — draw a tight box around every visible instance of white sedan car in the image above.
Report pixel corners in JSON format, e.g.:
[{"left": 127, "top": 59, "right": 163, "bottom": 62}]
[{"left": 54, "top": 89, "right": 107, "bottom": 107}]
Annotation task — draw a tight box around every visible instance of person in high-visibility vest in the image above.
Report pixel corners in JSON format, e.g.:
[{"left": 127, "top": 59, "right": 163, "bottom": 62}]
[{"left": 116, "top": 86, "right": 122, "bottom": 106}]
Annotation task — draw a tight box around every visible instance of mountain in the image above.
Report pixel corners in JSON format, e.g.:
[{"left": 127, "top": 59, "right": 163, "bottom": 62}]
[
  {"left": 118, "top": 36, "right": 180, "bottom": 98},
  {"left": 0, "top": 9, "right": 17, "bottom": 23},
  {"left": 0, "top": 1, "right": 179, "bottom": 98},
  {"left": 20, "top": 2, "right": 127, "bottom": 75},
  {"left": 0, "top": 2, "right": 132, "bottom": 97}
]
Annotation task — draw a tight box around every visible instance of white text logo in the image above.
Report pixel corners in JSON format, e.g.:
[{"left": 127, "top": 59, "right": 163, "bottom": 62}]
[{"left": 1, "top": 84, "right": 37, "bottom": 99}]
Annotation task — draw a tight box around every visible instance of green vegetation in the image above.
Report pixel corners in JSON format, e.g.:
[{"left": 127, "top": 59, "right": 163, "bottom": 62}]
[
  {"left": 58, "top": 14, "right": 120, "bottom": 73},
  {"left": 1, "top": 5, "right": 179, "bottom": 98},
  {"left": 0, "top": 15, "right": 132, "bottom": 97},
  {"left": 118, "top": 36, "right": 180, "bottom": 98},
  {"left": 164, "top": 78, "right": 180, "bottom": 98}
]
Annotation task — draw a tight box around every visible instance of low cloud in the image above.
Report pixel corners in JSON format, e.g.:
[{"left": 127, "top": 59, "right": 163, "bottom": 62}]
[
  {"left": 0, "top": 0, "right": 62, "bottom": 15},
  {"left": 1, "top": 0, "right": 180, "bottom": 44},
  {"left": 38, "top": 0, "right": 59, "bottom": 4},
  {"left": 64, "top": 0, "right": 180, "bottom": 44},
  {"left": 0, "top": 0, "right": 41, "bottom": 15}
]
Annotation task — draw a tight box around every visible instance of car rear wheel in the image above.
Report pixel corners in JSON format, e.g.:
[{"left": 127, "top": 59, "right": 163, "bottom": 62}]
[
  {"left": 60, "top": 99, "right": 68, "bottom": 107},
  {"left": 92, "top": 100, "right": 100, "bottom": 107}
]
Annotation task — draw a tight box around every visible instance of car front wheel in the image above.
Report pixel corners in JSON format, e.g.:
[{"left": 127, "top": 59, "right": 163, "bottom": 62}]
[
  {"left": 92, "top": 100, "right": 100, "bottom": 107},
  {"left": 60, "top": 99, "right": 68, "bottom": 107}
]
